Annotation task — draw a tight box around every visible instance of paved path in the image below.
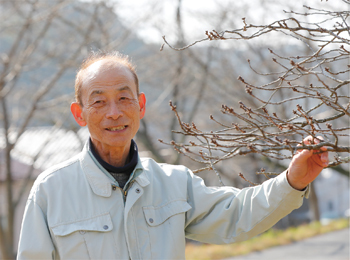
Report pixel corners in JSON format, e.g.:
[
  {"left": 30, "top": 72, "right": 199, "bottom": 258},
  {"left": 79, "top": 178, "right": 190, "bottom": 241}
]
[{"left": 224, "top": 228, "right": 349, "bottom": 260}]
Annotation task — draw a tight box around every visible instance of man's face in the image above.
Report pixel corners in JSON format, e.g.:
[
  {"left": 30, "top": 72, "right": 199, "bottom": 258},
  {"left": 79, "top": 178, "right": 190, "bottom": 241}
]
[{"left": 71, "top": 60, "right": 146, "bottom": 152}]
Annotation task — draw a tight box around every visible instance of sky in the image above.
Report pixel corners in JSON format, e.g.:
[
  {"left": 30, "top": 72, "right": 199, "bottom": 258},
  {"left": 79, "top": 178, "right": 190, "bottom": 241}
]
[
  {"left": 109, "top": 0, "right": 348, "bottom": 51},
  {"left": 114, "top": 0, "right": 228, "bottom": 44},
  {"left": 79, "top": 0, "right": 349, "bottom": 50}
]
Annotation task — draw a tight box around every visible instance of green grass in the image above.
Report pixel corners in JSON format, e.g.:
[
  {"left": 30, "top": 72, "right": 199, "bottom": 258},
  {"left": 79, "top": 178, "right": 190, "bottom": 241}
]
[{"left": 185, "top": 218, "right": 349, "bottom": 260}]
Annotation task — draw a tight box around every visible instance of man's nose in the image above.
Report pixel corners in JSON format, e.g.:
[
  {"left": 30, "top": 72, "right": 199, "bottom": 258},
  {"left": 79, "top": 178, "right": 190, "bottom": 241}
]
[{"left": 105, "top": 102, "right": 123, "bottom": 119}]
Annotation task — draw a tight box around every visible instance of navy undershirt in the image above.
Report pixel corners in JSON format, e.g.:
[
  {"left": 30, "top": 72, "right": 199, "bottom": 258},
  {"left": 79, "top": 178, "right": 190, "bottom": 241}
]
[{"left": 89, "top": 138, "right": 138, "bottom": 189}]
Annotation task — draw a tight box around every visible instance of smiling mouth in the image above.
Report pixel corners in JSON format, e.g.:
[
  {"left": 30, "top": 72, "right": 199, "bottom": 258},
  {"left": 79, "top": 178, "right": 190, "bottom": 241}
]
[{"left": 106, "top": 126, "right": 127, "bottom": 131}]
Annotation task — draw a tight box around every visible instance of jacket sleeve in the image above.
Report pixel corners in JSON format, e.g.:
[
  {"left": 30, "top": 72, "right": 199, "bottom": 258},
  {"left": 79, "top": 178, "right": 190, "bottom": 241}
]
[
  {"left": 184, "top": 170, "right": 307, "bottom": 244},
  {"left": 17, "top": 199, "right": 55, "bottom": 260}
]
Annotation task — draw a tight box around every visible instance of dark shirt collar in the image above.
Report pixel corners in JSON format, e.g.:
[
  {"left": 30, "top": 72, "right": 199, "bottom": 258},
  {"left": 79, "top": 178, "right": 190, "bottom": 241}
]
[{"left": 88, "top": 138, "right": 138, "bottom": 175}]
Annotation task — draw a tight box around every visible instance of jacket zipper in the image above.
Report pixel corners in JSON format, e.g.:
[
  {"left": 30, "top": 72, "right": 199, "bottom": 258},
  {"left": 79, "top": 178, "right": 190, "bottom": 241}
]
[
  {"left": 121, "top": 180, "right": 135, "bottom": 205},
  {"left": 123, "top": 190, "right": 127, "bottom": 204}
]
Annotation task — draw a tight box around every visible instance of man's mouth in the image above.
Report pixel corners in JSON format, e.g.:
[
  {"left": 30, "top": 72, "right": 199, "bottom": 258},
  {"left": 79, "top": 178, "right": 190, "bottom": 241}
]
[{"left": 106, "top": 126, "right": 127, "bottom": 131}]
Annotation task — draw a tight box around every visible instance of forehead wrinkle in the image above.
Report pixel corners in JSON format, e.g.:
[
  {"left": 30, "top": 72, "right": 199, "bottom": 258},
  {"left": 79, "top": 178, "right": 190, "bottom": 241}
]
[
  {"left": 89, "top": 89, "right": 104, "bottom": 98},
  {"left": 88, "top": 85, "right": 134, "bottom": 100},
  {"left": 118, "top": 86, "right": 133, "bottom": 93}
]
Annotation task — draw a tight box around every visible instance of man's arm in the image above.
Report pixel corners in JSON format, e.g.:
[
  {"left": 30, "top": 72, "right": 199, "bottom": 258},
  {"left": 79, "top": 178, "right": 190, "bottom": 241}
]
[
  {"left": 17, "top": 199, "right": 55, "bottom": 260},
  {"left": 287, "top": 136, "right": 329, "bottom": 191},
  {"left": 184, "top": 169, "right": 307, "bottom": 244},
  {"left": 184, "top": 136, "right": 328, "bottom": 244}
]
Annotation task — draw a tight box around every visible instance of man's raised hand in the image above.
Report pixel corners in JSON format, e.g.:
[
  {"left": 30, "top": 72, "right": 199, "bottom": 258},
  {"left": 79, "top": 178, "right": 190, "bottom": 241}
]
[{"left": 287, "top": 136, "right": 329, "bottom": 191}]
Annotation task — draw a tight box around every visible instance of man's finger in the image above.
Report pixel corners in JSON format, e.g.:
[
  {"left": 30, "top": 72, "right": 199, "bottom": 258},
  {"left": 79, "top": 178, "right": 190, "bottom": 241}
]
[
  {"left": 320, "top": 151, "right": 329, "bottom": 165},
  {"left": 303, "top": 135, "right": 314, "bottom": 143},
  {"left": 313, "top": 136, "right": 325, "bottom": 144}
]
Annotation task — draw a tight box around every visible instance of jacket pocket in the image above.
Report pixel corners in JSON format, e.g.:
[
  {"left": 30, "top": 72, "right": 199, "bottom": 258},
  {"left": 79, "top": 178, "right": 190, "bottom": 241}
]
[
  {"left": 143, "top": 199, "right": 192, "bottom": 226},
  {"left": 142, "top": 200, "right": 192, "bottom": 258},
  {"left": 51, "top": 213, "right": 119, "bottom": 259}
]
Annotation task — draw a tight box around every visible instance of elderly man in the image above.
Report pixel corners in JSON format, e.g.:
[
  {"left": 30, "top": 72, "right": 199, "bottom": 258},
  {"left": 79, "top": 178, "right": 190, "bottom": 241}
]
[{"left": 17, "top": 52, "right": 328, "bottom": 259}]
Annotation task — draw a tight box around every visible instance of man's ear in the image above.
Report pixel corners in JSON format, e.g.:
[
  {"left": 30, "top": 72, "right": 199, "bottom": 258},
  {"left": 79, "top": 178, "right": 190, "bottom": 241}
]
[
  {"left": 71, "top": 102, "right": 87, "bottom": 127},
  {"left": 138, "top": 93, "right": 146, "bottom": 119}
]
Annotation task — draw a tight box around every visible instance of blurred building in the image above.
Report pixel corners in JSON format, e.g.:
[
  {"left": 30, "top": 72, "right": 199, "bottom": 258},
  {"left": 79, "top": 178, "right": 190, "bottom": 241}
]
[{"left": 315, "top": 168, "right": 350, "bottom": 223}]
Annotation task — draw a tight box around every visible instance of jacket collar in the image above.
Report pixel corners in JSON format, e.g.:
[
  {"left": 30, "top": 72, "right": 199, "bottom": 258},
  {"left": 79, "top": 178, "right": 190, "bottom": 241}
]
[
  {"left": 80, "top": 141, "right": 150, "bottom": 197},
  {"left": 134, "top": 158, "right": 150, "bottom": 187}
]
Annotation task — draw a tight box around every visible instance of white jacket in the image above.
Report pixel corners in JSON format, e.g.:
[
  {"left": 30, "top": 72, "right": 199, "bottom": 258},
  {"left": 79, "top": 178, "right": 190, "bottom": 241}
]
[{"left": 17, "top": 143, "right": 307, "bottom": 259}]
